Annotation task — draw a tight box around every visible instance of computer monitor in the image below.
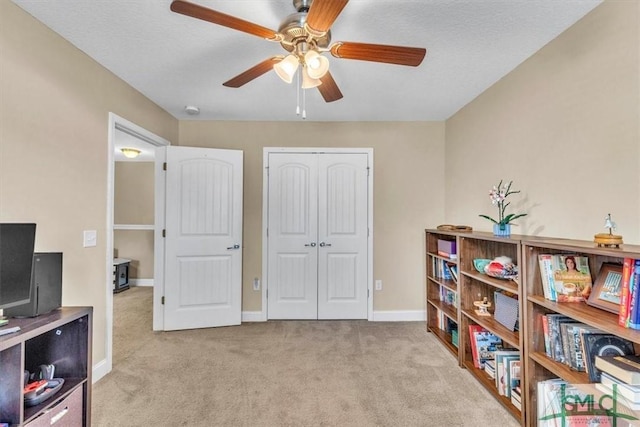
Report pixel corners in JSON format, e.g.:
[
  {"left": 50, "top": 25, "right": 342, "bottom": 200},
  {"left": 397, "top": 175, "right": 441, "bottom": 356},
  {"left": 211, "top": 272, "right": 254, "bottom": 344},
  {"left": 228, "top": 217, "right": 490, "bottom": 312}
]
[{"left": 0, "top": 223, "right": 36, "bottom": 310}]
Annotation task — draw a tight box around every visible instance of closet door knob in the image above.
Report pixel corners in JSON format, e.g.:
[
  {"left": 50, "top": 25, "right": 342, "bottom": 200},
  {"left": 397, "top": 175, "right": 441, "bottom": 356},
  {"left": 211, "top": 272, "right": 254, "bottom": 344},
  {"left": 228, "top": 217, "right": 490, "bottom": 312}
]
[
  {"left": 226, "top": 244, "right": 240, "bottom": 250},
  {"left": 304, "top": 242, "right": 317, "bottom": 247},
  {"left": 319, "top": 242, "right": 332, "bottom": 247}
]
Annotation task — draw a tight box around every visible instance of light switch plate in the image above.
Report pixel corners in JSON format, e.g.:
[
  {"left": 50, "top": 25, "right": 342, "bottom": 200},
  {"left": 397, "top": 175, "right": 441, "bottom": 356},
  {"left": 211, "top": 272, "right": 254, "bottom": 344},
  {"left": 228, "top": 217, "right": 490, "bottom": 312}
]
[{"left": 83, "top": 230, "right": 97, "bottom": 247}]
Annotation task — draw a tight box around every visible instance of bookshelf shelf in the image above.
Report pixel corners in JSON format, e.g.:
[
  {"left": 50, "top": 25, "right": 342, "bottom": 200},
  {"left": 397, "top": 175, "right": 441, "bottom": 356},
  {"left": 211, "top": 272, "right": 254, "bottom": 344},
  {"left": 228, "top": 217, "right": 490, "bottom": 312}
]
[
  {"left": 427, "top": 274, "right": 458, "bottom": 293},
  {"left": 461, "top": 309, "right": 520, "bottom": 349},
  {"left": 462, "top": 270, "right": 519, "bottom": 294},
  {"left": 462, "top": 359, "right": 522, "bottom": 419},
  {"left": 427, "top": 325, "right": 458, "bottom": 355},
  {"left": 428, "top": 298, "right": 457, "bottom": 321},
  {"left": 528, "top": 351, "right": 587, "bottom": 384}
]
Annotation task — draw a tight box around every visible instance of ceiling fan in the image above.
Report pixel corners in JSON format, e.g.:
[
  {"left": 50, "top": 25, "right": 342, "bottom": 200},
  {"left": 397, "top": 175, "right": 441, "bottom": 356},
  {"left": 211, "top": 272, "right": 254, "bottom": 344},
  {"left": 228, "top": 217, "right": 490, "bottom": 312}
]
[{"left": 170, "top": 0, "right": 427, "bottom": 103}]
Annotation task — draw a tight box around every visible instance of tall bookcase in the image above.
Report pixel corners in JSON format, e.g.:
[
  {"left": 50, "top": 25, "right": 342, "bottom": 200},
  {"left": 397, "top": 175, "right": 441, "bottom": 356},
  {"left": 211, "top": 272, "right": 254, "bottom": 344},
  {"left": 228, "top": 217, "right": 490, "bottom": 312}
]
[
  {"left": 425, "top": 230, "right": 460, "bottom": 359},
  {"left": 522, "top": 238, "right": 640, "bottom": 427}
]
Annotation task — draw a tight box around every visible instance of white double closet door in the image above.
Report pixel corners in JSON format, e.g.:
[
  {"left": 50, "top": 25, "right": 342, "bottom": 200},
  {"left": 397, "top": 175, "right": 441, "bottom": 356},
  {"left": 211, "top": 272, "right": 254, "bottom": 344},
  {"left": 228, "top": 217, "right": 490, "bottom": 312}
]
[{"left": 267, "top": 152, "right": 369, "bottom": 320}]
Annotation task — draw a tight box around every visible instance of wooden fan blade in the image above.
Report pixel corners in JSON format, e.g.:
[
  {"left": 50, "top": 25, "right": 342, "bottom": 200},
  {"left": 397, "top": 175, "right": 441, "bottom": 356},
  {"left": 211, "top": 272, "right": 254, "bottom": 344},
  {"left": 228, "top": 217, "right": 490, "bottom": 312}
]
[
  {"left": 171, "top": 0, "right": 279, "bottom": 40},
  {"left": 223, "top": 57, "right": 282, "bottom": 88},
  {"left": 306, "top": 0, "right": 349, "bottom": 34},
  {"left": 317, "top": 72, "right": 343, "bottom": 103},
  {"left": 330, "top": 42, "right": 426, "bottom": 66}
]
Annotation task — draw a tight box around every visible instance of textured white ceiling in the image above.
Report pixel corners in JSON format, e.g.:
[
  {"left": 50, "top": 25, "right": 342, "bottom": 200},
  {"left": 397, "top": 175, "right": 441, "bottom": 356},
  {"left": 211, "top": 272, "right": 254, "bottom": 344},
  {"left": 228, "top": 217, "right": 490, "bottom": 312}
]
[{"left": 12, "top": 0, "right": 603, "bottom": 122}]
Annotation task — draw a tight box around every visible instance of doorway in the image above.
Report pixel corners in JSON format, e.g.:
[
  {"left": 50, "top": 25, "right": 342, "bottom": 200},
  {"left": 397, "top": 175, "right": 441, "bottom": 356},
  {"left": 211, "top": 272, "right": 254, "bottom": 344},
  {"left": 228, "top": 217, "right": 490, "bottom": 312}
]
[
  {"left": 262, "top": 148, "right": 373, "bottom": 321},
  {"left": 101, "top": 113, "right": 169, "bottom": 381}
]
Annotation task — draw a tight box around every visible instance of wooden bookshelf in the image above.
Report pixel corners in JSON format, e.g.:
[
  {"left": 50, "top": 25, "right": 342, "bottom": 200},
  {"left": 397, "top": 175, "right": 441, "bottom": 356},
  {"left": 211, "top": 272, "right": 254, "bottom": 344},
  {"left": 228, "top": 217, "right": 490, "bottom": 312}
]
[
  {"left": 426, "top": 229, "right": 526, "bottom": 426},
  {"left": 457, "top": 232, "right": 525, "bottom": 425},
  {"left": 522, "top": 239, "right": 640, "bottom": 427},
  {"left": 425, "top": 230, "right": 460, "bottom": 360},
  {"left": 427, "top": 229, "right": 640, "bottom": 426}
]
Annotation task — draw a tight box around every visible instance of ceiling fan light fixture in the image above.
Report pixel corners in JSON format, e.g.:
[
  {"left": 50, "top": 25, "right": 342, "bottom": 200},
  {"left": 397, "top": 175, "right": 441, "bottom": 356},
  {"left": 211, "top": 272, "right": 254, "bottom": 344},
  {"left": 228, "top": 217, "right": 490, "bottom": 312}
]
[
  {"left": 301, "top": 67, "right": 322, "bottom": 89},
  {"left": 304, "top": 50, "right": 329, "bottom": 79},
  {"left": 121, "top": 148, "right": 141, "bottom": 159},
  {"left": 274, "top": 54, "right": 299, "bottom": 84}
]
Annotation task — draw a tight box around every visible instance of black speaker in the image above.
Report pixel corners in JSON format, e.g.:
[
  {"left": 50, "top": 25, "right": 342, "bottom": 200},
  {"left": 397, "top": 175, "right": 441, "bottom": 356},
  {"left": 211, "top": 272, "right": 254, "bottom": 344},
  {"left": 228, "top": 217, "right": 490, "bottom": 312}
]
[{"left": 5, "top": 253, "right": 62, "bottom": 318}]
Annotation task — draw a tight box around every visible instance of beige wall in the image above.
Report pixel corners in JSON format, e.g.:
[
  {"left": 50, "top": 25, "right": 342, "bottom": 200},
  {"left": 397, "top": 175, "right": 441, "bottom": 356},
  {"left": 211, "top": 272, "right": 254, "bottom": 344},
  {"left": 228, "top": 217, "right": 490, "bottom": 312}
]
[
  {"left": 114, "top": 162, "right": 154, "bottom": 225},
  {"left": 178, "top": 121, "right": 446, "bottom": 311},
  {"left": 445, "top": 0, "right": 640, "bottom": 243},
  {"left": 114, "top": 162, "right": 155, "bottom": 279},
  {"left": 0, "top": 2, "right": 178, "bottom": 366},
  {"left": 113, "top": 230, "right": 154, "bottom": 279}
]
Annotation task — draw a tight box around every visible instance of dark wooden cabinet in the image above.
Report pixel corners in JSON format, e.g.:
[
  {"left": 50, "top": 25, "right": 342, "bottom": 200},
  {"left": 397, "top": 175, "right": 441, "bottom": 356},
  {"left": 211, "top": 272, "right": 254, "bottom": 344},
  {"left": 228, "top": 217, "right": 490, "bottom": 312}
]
[{"left": 0, "top": 307, "right": 92, "bottom": 426}]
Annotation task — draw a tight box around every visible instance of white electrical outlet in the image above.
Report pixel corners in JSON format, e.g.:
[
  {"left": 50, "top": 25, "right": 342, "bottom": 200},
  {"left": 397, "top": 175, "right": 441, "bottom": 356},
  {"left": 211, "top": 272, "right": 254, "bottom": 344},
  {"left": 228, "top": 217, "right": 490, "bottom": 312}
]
[
  {"left": 375, "top": 280, "right": 382, "bottom": 291},
  {"left": 253, "top": 278, "right": 260, "bottom": 291},
  {"left": 83, "top": 230, "right": 97, "bottom": 248}
]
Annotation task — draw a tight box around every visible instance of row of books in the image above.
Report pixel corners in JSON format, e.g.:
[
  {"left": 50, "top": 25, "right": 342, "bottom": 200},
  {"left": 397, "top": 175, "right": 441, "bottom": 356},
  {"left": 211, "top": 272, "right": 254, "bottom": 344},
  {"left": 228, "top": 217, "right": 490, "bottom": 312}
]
[
  {"left": 436, "top": 311, "right": 458, "bottom": 347},
  {"left": 468, "top": 324, "right": 516, "bottom": 368},
  {"left": 538, "top": 254, "right": 592, "bottom": 302},
  {"left": 469, "top": 325, "right": 521, "bottom": 409},
  {"left": 469, "top": 325, "right": 502, "bottom": 369},
  {"left": 437, "top": 311, "right": 457, "bottom": 334},
  {"left": 439, "top": 287, "right": 457, "bottom": 308},
  {"left": 541, "top": 313, "right": 635, "bottom": 381},
  {"left": 432, "top": 257, "right": 456, "bottom": 283},
  {"left": 617, "top": 258, "right": 640, "bottom": 329},
  {"left": 483, "top": 351, "right": 521, "bottom": 399},
  {"left": 595, "top": 354, "right": 640, "bottom": 411}
]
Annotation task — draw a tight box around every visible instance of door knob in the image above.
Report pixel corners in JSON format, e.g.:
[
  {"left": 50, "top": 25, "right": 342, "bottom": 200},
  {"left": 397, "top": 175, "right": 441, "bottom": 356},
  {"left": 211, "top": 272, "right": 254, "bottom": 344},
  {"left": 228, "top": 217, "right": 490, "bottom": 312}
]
[
  {"left": 226, "top": 244, "right": 240, "bottom": 250},
  {"left": 319, "top": 242, "right": 332, "bottom": 247},
  {"left": 304, "top": 242, "right": 317, "bottom": 247}
]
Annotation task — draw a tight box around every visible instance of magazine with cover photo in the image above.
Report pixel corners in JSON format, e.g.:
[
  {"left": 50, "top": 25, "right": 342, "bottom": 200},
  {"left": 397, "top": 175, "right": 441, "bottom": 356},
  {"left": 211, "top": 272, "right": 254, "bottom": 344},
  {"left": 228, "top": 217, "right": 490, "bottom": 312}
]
[{"left": 551, "top": 255, "right": 592, "bottom": 302}]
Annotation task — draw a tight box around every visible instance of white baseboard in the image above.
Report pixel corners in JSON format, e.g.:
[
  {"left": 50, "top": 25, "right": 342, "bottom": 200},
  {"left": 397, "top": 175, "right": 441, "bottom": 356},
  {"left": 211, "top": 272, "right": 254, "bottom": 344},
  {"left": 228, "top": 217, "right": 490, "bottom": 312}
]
[
  {"left": 371, "top": 310, "right": 426, "bottom": 321},
  {"left": 240, "top": 310, "right": 425, "bottom": 322},
  {"left": 130, "top": 279, "right": 153, "bottom": 287},
  {"left": 242, "top": 311, "right": 266, "bottom": 322},
  {"left": 92, "top": 358, "right": 110, "bottom": 383}
]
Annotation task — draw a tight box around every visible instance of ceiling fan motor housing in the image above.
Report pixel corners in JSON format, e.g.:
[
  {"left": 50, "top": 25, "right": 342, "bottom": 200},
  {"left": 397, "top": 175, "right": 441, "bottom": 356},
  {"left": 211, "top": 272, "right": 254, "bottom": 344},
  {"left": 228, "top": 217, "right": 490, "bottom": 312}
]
[{"left": 278, "top": 8, "right": 331, "bottom": 53}]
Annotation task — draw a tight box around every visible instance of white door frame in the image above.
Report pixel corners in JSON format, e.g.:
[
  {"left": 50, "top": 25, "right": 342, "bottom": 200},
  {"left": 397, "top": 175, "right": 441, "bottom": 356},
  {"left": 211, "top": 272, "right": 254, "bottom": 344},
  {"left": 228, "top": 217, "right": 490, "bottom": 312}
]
[
  {"left": 100, "top": 113, "right": 169, "bottom": 382},
  {"left": 261, "top": 147, "right": 374, "bottom": 321}
]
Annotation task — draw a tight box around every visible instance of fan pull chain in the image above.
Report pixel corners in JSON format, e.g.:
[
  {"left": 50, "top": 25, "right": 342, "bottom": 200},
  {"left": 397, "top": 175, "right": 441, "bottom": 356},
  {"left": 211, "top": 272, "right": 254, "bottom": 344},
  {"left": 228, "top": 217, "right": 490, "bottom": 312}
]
[
  {"left": 296, "top": 71, "right": 301, "bottom": 116},
  {"left": 302, "top": 88, "right": 306, "bottom": 120}
]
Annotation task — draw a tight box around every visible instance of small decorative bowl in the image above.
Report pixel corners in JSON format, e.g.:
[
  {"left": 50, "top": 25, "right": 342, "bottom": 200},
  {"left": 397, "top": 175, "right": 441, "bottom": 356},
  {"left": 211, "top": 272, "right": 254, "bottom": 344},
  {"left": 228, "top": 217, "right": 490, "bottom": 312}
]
[{"left": 473, "top": 259, "right": 492, "bottom": 274}]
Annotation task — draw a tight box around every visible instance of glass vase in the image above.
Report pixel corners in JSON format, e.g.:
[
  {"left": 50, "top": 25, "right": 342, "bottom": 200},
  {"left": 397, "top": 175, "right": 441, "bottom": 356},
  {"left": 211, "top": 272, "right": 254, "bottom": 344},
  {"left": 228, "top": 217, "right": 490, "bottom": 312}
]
[{"left": 493, "top": 223, "right": 511, "bottom": 237}]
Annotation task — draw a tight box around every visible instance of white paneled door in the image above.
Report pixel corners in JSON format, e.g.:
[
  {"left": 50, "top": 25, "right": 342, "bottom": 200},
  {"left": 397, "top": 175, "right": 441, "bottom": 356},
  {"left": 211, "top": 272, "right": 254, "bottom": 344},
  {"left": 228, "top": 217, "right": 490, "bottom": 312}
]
[
  {"left": 161, "top": 146, "right": 243, "bottom": 331},
  {"left": 267, "top": 152, "right": 369, "bottom": 320}
]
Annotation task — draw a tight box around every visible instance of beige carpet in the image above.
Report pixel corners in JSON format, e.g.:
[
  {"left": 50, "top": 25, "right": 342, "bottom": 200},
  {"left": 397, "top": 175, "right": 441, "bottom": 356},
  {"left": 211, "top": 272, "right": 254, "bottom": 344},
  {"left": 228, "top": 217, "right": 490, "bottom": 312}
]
[{"left": 92, "top": 287, "right": 519, "bottom": 426}]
